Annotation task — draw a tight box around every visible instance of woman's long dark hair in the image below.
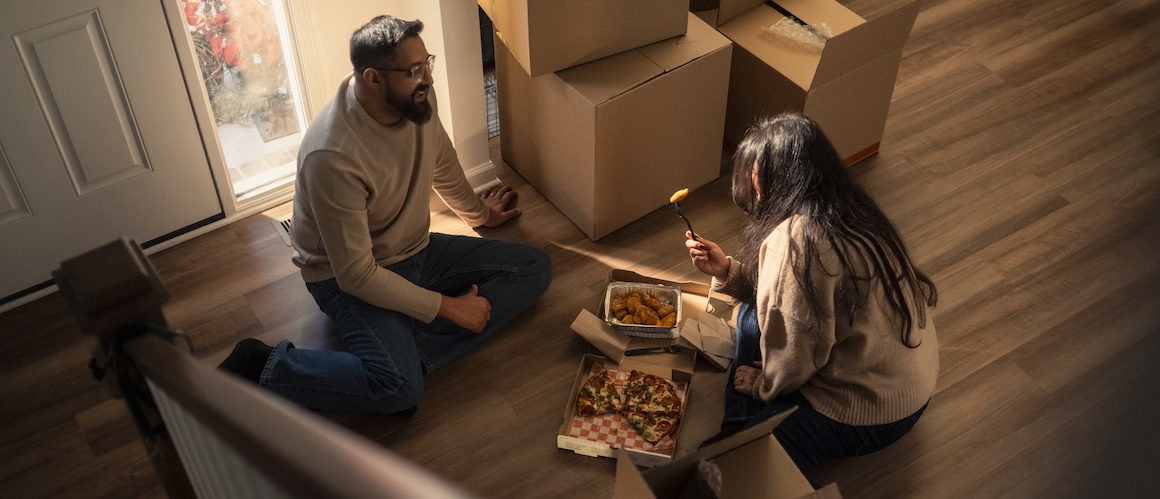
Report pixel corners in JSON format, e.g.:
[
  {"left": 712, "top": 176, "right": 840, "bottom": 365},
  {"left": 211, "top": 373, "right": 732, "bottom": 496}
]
[{"left": 731, "top": 114, "right": 936, "bottom": 347}]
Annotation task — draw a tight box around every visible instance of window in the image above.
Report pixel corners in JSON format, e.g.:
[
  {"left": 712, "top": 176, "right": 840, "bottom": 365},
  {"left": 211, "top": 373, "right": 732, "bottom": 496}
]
[{"left": 180, "top": 0, "right": 306, "bottom": 202}]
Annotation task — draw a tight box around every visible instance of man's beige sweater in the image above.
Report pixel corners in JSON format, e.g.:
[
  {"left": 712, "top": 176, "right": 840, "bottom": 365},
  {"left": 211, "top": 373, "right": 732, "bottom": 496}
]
[{"left": 291, "top": 76, "right": 488, "bottom": 324}]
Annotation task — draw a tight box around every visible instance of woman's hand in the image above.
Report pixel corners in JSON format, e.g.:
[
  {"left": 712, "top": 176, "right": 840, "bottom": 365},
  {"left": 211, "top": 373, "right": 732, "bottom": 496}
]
[
  {"left": 733, "top": 361, "right": 763, "bottom": 396},
  {"left": 437, "top": 284, "right": 490, "bottom": 333},
  {"left": 685, "top": 232, "right": 730, "bottom": 280},
  {"left": 480, "top": 185, "right": 521, "bottom": 228}
]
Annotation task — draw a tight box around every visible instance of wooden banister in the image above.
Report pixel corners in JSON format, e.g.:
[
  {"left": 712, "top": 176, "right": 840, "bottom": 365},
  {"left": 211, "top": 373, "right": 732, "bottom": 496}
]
[{"left": 53, "top": 238, "right": 473, "bottom": 499}]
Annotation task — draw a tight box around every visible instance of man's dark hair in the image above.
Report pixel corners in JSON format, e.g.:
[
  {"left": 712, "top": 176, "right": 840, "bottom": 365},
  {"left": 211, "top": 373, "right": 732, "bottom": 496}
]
[{"left": 350, "top": 16, "right": 424, "bottom": 74}]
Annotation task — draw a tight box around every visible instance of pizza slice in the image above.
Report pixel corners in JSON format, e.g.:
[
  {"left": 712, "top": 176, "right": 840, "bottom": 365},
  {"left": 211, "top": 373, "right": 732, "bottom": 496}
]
[
  {"left": 576, "top": 369, "right": 623, "bottom": 416},
  {"left": 623, "top": 411, "right": 680, "bottom": 444},
  {"left": 622, "top": 370, "right": 682, "bottom": 416}
]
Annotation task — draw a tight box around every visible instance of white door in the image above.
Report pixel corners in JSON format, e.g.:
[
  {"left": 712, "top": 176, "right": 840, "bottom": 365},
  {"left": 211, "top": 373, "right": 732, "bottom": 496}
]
[{"left": 0, "top": 0, "right": 222, "bottom": 302}]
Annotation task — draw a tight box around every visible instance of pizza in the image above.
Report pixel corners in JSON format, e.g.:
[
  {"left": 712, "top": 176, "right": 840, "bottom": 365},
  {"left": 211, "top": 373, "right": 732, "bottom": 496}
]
[
  {"left": 576, "top": 369, "right": 622, "bottom": 416},
  {"left": 623, "top": 411, "right": 681, "bottom": 444},
  {"left": 621, "top": 370, "right": 682, "bottom": 443},
  {"left": 622, "top": 370, "right": 682, "bottom": 416}
]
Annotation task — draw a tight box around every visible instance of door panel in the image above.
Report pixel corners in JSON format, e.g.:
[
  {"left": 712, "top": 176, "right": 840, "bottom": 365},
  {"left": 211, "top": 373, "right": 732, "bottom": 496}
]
[{"left": 0, "top": 0, "right": 222, "bottom": 301}]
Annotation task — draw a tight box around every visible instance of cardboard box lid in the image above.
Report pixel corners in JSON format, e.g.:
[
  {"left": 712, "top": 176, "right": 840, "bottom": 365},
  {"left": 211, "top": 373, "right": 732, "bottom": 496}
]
[
  {"left": 557, "top": 13, "right": 732, "bottom": 106},
  {"left": 616, "top": 407, "right": 842, "bottom": 498},
  {"left": 571, "top": 309, "right": 698, "bottom": 373}
]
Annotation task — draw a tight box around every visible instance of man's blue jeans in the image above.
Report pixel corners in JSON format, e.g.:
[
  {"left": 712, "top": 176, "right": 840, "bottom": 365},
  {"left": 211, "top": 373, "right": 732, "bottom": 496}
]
[
  {"left": 260, "top": 233, "right": 551, "bottom": 413},
  {"left": 722, "top": 302, "right": 927, "bottom": 474}
]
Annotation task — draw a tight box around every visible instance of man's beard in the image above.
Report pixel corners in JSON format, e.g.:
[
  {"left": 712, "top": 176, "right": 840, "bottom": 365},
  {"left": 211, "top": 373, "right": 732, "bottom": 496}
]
[{"left": 386, "top": 85, "right": 433, "bottom": 125}]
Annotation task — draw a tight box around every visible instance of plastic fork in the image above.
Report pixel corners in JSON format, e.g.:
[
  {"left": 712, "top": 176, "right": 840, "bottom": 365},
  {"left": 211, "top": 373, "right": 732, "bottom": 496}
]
[
  {"left": 624, "top": 345, "right": 685, "bottom": 356},
  {"left": 673, "top": 202, "right": 697, "bottom": 240}
]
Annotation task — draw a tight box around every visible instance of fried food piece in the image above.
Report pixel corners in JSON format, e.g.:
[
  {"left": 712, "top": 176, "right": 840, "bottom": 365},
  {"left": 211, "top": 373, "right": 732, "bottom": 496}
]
[
  {"left": 660, "top": 313, "right": 676, "bottom": 328},
  {"left": 670, "top": 188, "right": 689, "bottom": 203},
  {"left": 656, "top": 305, "right": 674, "bottom": 318},
  {"left": 644, "top": 295, "right": 663, "bottom": 311},
  {"left": 625, "top": 296, "right": 643, "bottom": 315},
  {"left": 611, "top": 297, "right": 627, "bottom": 313},
  {"left": 614, "top": 309, "right": 629, "bottom": 320},
  {"left": 637, "top": 306, "right": 660, "bottom": 325}
]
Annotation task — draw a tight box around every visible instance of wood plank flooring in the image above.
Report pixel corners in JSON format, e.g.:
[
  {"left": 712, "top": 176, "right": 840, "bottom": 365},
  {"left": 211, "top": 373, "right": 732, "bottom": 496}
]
[{"left": 3, "top": 0, "right": 1159, "bottom": 496}]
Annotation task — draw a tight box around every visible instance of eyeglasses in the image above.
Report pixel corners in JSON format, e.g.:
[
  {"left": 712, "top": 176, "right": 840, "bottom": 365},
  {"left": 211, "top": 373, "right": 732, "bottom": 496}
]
[{"left": 373, "top": 54, "right": 436, "bottom": 83}]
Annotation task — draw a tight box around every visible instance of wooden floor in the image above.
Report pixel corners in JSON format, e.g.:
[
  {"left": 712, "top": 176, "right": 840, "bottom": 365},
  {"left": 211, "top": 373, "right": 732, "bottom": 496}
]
[{"left": 3, "top": 0, "right": 1160, "bottom": 496}]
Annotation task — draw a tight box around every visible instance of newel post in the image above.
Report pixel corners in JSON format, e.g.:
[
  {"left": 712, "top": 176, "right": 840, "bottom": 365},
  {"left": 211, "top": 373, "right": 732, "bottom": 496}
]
[{"left": 52, "top": 238, "right": 197, "bottom": 499}]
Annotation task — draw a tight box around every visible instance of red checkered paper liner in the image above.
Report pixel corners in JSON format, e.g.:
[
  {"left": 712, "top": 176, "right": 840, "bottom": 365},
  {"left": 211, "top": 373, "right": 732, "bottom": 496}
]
[{"left": 568, "top": 364, "right": 687, "bottom": 453}]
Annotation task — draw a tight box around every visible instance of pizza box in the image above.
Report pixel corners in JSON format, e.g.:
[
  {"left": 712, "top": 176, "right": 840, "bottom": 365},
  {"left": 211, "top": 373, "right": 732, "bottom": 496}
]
[
  {"left": 571, "top": 269, "right": 737, "bottom": 372},
  {"left": 557, "top": 353, "right": 694, "bottom": 468},
  {"left": 614, "top": 408, "right": 843, "bottom": 498}
]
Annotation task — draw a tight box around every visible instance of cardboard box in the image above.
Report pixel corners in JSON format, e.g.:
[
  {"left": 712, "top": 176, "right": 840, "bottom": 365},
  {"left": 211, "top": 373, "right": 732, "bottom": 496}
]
[
  {"left": 496, "top": 13, "right": 733, "bottom": 240},
  {"left": 572, "top": 269, "right": 736, "bottom": 372},
  {"left": 479, "top": 0, "right": 689, "bottom": 77},
  {"left": 614, "top": 408, "right": 843, "bottom": 498},
  {"left": 710, "top": 0, "right": 922, "bottom": 165},
  {"left": 557, "top": 353, "right": 695, "bottom": 467}
]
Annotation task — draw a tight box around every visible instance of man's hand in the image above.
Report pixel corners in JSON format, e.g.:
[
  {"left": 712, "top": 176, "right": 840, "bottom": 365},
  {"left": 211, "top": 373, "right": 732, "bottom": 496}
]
[
  {"left": 480, "top": 184, "right": 521, "bottom": 228},
  {"left": 733, "top": 361, "right": 763, "bottom": 397},
  {"left": 438, "top": 284, "right": 491, "bottom": 333}
]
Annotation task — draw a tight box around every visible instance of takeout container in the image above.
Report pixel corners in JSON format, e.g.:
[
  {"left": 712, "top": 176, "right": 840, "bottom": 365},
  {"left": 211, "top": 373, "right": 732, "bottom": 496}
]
[
  {"left": 573, "top": 270, "right": 738, "bottom": 374},
  {"left": 557, "top": 353, "right": 693, "bottom": 467},
  {"left": 603, "top": 281, "right": 683, "bottom": 339}
]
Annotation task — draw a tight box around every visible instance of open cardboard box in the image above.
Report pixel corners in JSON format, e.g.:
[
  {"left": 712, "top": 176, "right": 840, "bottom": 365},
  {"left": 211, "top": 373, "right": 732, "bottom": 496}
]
[
  {"left": 709, "top": 0, "right": 922, "bottom": 165},
  {"left": 571, "top": 269, "right": 737, "bottom": 372},
  {"left": 557, "top": 353, "right": 694, "bottom": 468},
  {"left": 495, "top": 13, "right": 732, "bottom": 240},
  {"left": 479, "top": 0, "right": 688, "bottom": 77},
  {"left": 614, "top": 408, "right": 843, "bottom": 498}
]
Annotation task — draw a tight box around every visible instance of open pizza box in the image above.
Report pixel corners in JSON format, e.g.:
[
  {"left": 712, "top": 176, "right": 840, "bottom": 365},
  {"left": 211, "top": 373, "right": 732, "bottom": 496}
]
[
  {"left": 614, "top": 408, "right": 843, "bottom": 498},
  {"left": 570, "top": 269, "right": 737, "bottom": 372},
  {"left": 557, "top": 353, "right": 694, "bottom": 467}
]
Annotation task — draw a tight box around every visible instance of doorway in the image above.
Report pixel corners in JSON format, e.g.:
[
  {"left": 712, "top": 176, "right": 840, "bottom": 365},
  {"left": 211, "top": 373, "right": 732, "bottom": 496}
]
[{"left": 179, "top": 0, "right": 308, "bottom": 203}]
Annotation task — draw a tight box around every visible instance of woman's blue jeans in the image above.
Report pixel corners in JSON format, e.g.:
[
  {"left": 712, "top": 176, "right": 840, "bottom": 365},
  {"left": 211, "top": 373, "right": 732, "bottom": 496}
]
[
  {"left": 722, "top": 302, "right": 927, "bottom": 474},
  {"left": 260, "top": 233, "right": 551, "bottom": 413}
]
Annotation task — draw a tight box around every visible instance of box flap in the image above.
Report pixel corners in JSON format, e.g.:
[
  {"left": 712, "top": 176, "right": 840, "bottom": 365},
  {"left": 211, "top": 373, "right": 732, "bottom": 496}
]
[
  {"left": 610, "top": 269, "right": 712, "bottom": 297},
  {"left": 717, "top": 5, "right": 818, "bottom": 90},
  {"left": 772, "top": 0, "right": 865, "bottom": 33},
  {"left": 571, "top": 309, "right": 697, "bottom": 372},
  {"left": 639, "top": 409, "right": 797, "bottom": 498},
  {"left": 556, "top": 50, "right": 662, "bottom": 106},
  {"left": 679, "top": 318, "right": 735, "bottom": 370},
  {"left": 716, "top": 0, "right": 765, "bottom": 26},
  {"left": 614, "top": 452, "right": 658, "bottom": 498},
  {"left": 637, "top": 13, "right": 732, "bottom": 73},
  {"left": 811, "top": 0, "right": 921, "bottom": 88},
  {"left": 718, "top": 0, "right": 864, "bottom": 91}
]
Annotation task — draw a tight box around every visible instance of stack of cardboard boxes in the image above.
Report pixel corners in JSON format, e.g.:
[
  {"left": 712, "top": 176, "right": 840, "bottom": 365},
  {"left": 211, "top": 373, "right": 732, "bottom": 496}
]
[
  {"left": 483, "top": 0, "right": 921, "bottom": 240},
  {"left": 481, "top": 0, "right": 733, "bottom": 241}
]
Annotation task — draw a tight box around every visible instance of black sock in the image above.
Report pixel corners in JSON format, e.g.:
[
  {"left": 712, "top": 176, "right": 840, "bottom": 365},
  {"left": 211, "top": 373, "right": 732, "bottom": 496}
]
[{"left": 218, "top": 339, "right": 274, "bottom": 383}]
